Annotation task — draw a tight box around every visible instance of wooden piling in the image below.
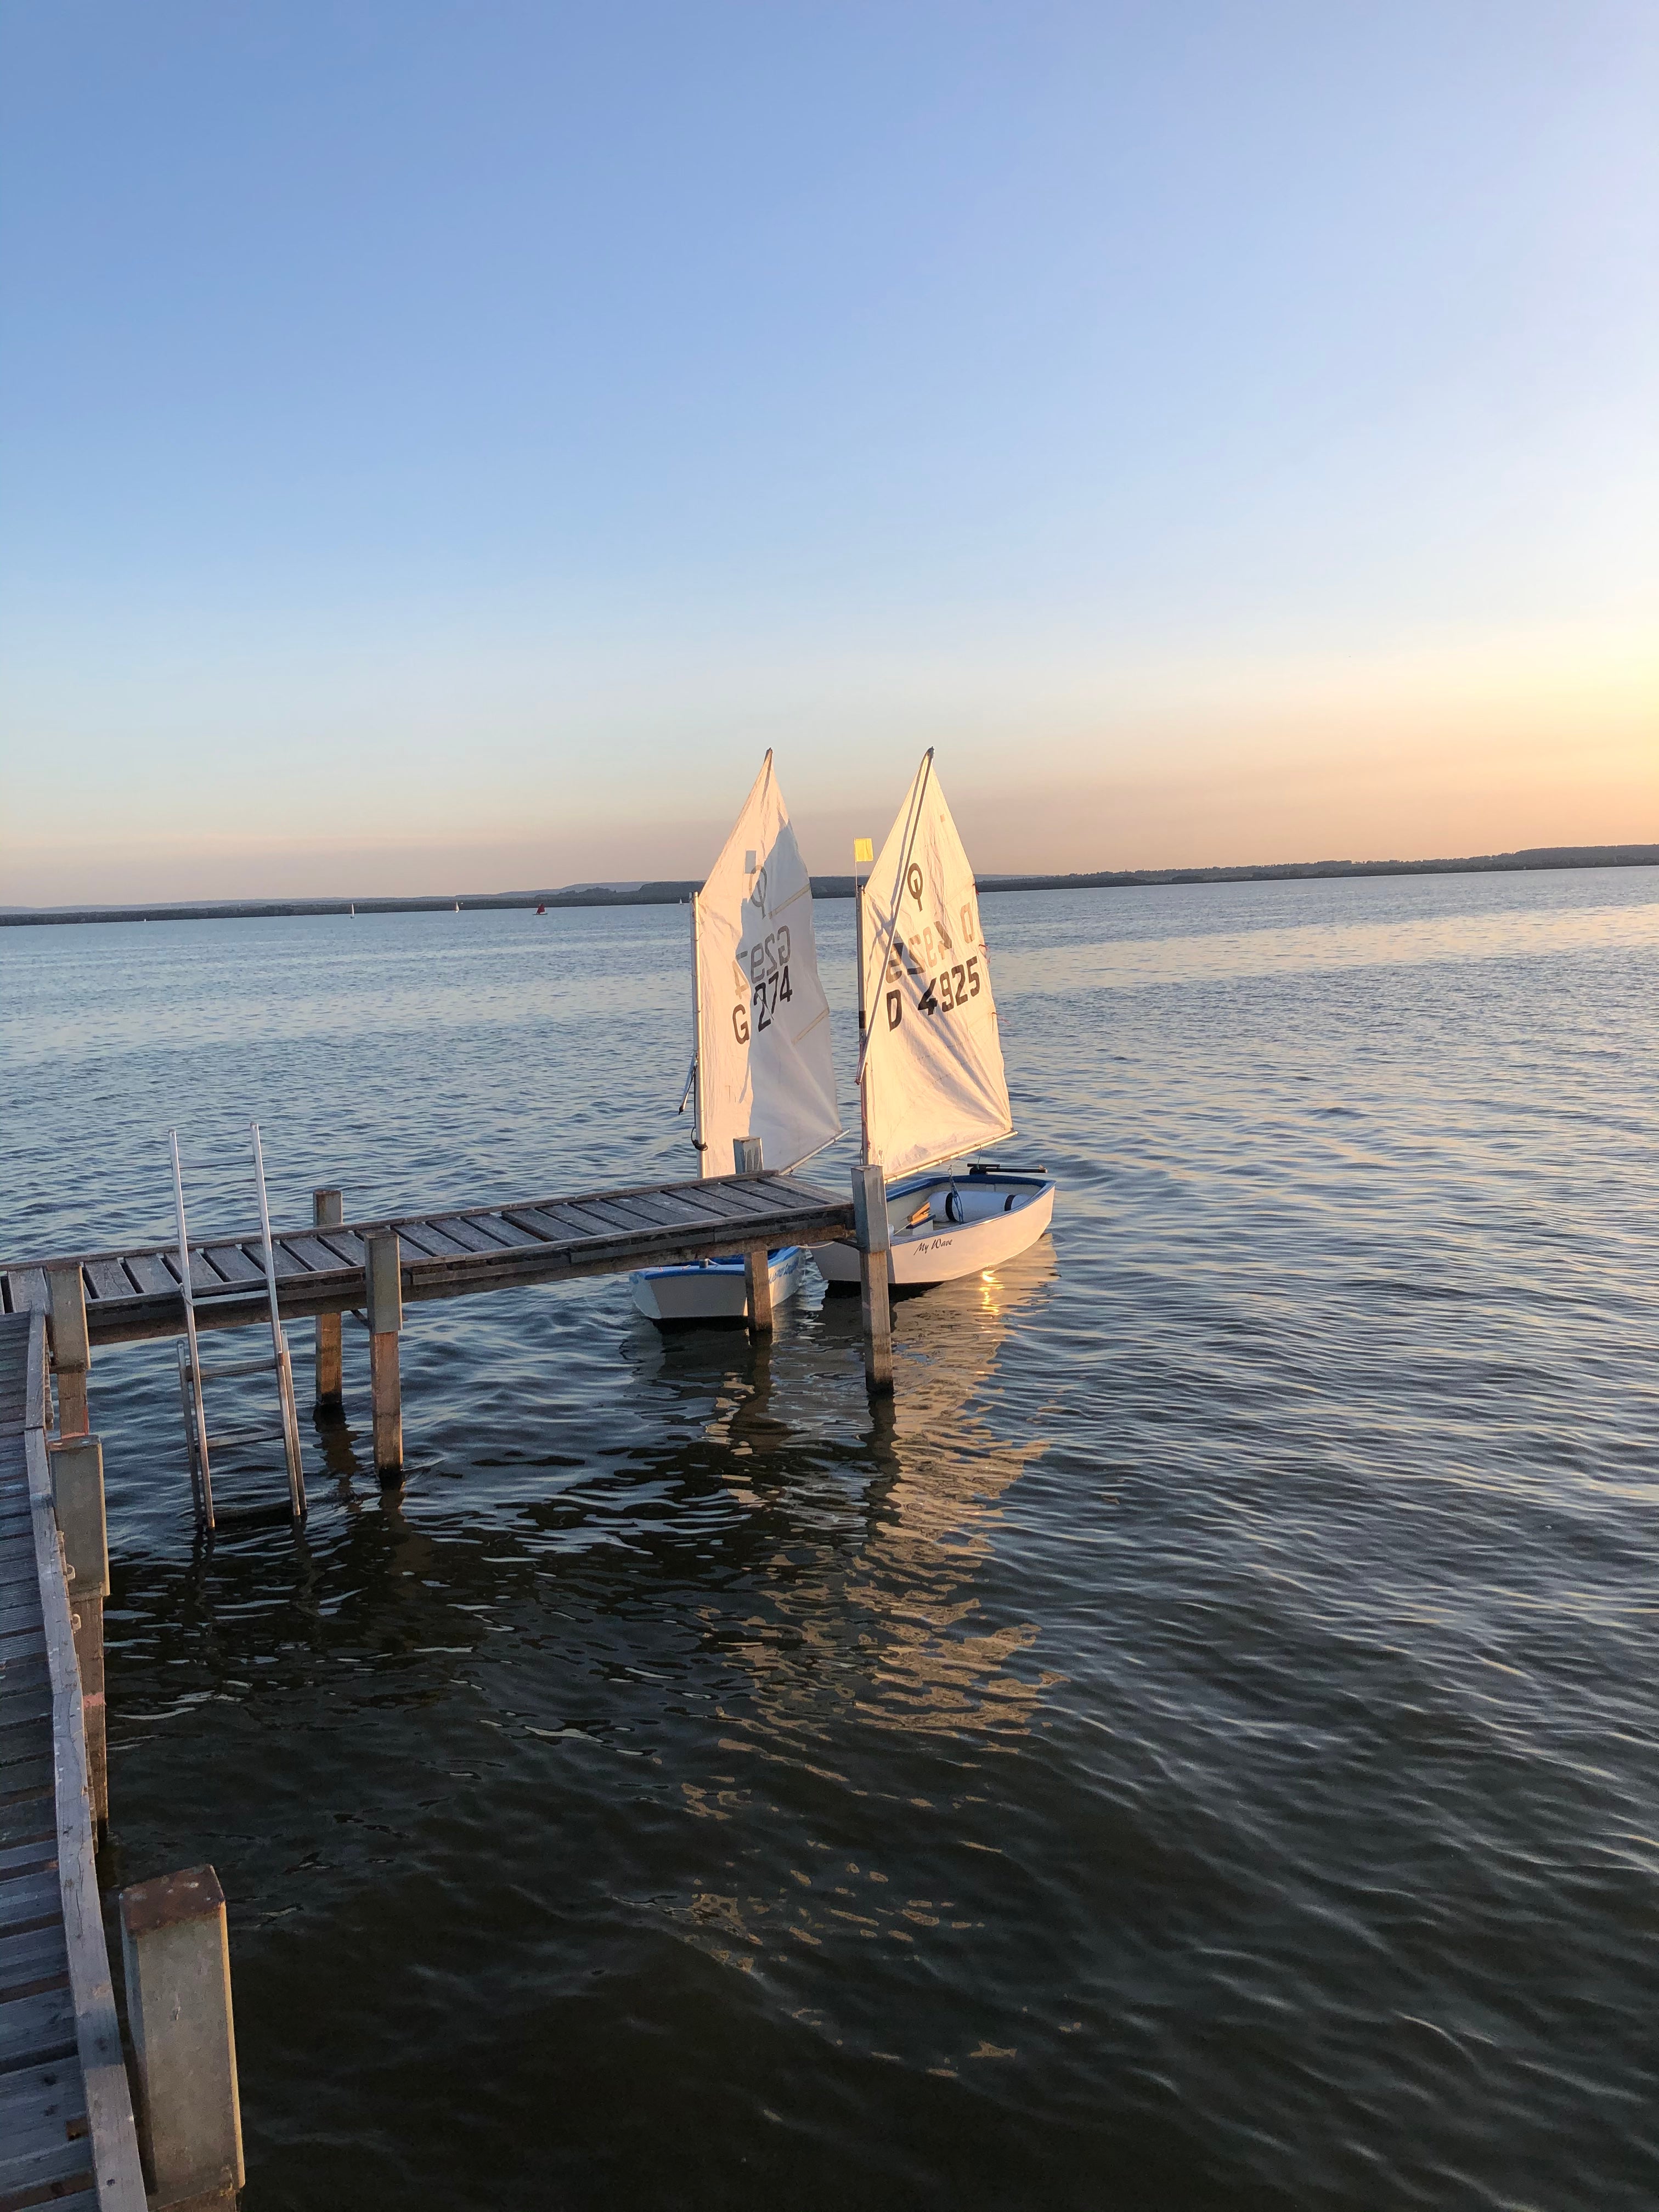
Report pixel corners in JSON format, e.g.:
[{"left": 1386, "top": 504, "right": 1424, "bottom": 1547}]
[
  {"left": 119, "top": 1866, "right": 244, "bottom": 2209},
  {"left": 51, "top": 1432, "right": 110, "bottom": 1827},
  {"left": 365, "top": 1229, "right": 403, "bottom": 1479},
  {"left": 312, "top": 1187, "right": 344, "bottom": 1412},
  {"left": 47, "top": 1261, "right": 91, "bottom": 1437},
  {"left": 734, "top": 1138, "right": 774, "bottom": 1333},
  {"left": 851, "top": 1163, "right": 893, "bottom": 1393}
]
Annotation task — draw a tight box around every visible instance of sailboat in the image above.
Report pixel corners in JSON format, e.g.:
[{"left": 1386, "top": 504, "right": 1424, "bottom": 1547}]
[
  {"left": 632, "top": 753, "right": 842, "bottom": 1322},
  {"left": 812, "top": 749, "right": 1056, "bottom": 1289}
]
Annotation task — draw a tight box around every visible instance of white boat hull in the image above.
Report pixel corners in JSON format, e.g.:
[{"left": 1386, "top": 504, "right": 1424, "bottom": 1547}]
[
  {"left": 812, "top": 1169, "right": 1055, "bottom": 1289},
  {"left": 631, "top": 1244, "right": 806, "bottom": 1323}
]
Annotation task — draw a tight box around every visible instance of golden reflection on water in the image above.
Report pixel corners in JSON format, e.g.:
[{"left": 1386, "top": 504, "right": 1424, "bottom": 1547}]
[{"left": 724, "top": 1250, "right": 1058, "bottom": 1742}]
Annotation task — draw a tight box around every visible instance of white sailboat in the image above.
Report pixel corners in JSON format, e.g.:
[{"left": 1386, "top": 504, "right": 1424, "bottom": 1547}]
[
  {"left": 633, "top": 753, "right": 842, "bottom": 1323},
  {"left": 812, "top": 749, "right": 1056, "bottom": 1290}
]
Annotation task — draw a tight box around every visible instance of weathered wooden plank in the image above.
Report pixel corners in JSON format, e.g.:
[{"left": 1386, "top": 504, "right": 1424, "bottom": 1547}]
[
  {"left": 575, "top": 1193, "right": 689, "bottom": 1235},
  {"left": 733, "top": 1175, "right": 821, "bottom": 1217},
  {"left": 400, "top": 1221, "right": 482, "bottom": 1259},
  {"left": 533, "top": 1197, "right": 661, "bottom": 1240},
  {"left": 173, "top": 1249, "right": 224, "bottom": 1296},
  {"left": 80, "top": 1261, "right": 128, "bottom": 1305},
  {"left": 200, "top": 1244, "right": 264, "bottom": 1286},
  {"left": 391, "top": 1221, "right": 459, "bottom": 1261},
  {"left": 275, "top": 1234, "right": 344, "bottom": 1273},
  {"left": 0, "top": 1657, "right": 47, "bottom": 1696},
  {"left": 0, "top": 2053, "right": 89, "bottom": 2138},
  {"left": 0, "top": 2055, "right": 93, "bottom": 2199},
  {"left": 0, "top": 1871, "right": 59, "bottom": 1935},
  {"left": 617, "top": 1185, "right": 742, "bottom": 1230},
  {"left": 315, "top": 1227, "right": 367, "bottom": 1267},
  {"left": 466, "top": 1212, "right": 545, "bottom": 1249},
  {"left": 490, "top": 1203, "right": 600, "bottom": 1245},
  {"left": 0, "top": 1982, "right": 76, "bottom": 2069},
  {"left": 1, "top": 1758, "right": 55, "bottom": 1803},
  {"left": 496, "top": 1204, "right": 597, "bottom": 1243},
  {"left": 1, "top": 1717, "right": 52, "bottom": 1770},
  {"left": 0, "top": 1920, "right": 69, "bottom": 1995},
  {"left": 22, "top": 1409, "right": 147, "bottom": 2207},
  {"left": 4, "top": 1269, "right": 50, "bottom": 1319},
  {"left": 0, "top": 1837, "right": 56, "bottom": 1880},
  {"left": 537, "top": 1190, "right": 689, "bottom": 1237},
  {"left": 0, "top": 1672, "right": 50, "bottom": 1719},
  {"left": 122, "top": 1253, "right": 176, "bottom": 1297},
  {"left": 669, "top": 1180, "right": 781, "bottom": 1224},
  {"left": 409, "top": 1213, "right": 496, "bottom": 1254},
  {"left": 0, "top": 1794, "right": 55, "bottom": 1849}
]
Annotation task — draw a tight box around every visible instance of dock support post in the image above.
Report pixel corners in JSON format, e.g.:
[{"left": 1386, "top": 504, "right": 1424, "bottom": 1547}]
[
  {"left": 365, "top": 1230, "right": 403, "bottom": 1480},
  {"left": 120, "top": 1866, "right": 244, "bottom": 2209},
  {"left": 47, "top": 1262, "right": 91, "bottom": 1437},
  {"left": 852, "top": 1163, "right": 893, "bottom": 1394},
  {"left": 313, "top": 1187, "right": 344, "bottom": 1413},
  {"left": 51, "top": 1433, "right": 110, "bottom": 1830},
  {"left": 734, "top": 1138, "right": 773, "bottom": 1333}
]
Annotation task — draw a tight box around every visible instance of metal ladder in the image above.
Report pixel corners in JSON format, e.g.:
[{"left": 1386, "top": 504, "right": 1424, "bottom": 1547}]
[{"left": 170, "top": 1121, "right": 307, "bottom": 1530}]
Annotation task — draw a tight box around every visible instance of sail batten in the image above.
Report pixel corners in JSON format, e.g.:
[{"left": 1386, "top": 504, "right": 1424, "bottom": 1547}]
[
  {"left": 859, "top": 756, "right": 1012, "bottom": 1181},
  {"left": 693, "top": 755, "right": 842, "bottom": 1176}
]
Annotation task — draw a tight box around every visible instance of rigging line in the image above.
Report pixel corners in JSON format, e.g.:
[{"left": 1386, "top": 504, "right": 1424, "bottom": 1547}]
[
  {"left": 785, "top": 1130, "right": 844, "bottom": 1173},
  {"left": 855, "top": 747, "right": 935, "bottom": 1091}
]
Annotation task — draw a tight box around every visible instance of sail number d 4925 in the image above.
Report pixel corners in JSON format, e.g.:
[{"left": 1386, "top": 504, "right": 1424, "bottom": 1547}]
[{"left": 885, "top": 952, "right": 981, "bottom": 1029}]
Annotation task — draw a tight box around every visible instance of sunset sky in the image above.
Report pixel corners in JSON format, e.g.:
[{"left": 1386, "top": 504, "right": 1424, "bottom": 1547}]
[{"left": 3, "top": 2, "right": 1655, "bottom": 905}]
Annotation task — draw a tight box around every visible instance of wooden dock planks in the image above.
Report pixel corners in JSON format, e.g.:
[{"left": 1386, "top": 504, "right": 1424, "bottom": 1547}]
[
  {"left": 1, "top": 1170, "right": 856, "bottom": 1348},
  {"left": 0, "top": 1313, "right": 146, "bottom": 2211}
]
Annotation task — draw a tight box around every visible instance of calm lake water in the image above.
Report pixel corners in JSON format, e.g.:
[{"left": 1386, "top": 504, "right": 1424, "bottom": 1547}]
[{"left": 5, "top": 866, "right": 1659, "bottom": 2209}]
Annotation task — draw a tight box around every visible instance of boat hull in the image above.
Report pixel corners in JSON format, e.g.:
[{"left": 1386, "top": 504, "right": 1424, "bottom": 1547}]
[
  {"left": 811, "top": 1170, "right": 1055, "bottom": 1288},
  {"left": 631, "top": 1244, "right": 805, "bottom": 1324}
]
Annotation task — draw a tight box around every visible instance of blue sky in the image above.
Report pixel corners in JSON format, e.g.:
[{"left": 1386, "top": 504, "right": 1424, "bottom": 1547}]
[{"left": 3, "top": 2, "right": 1655, "bottom": 901}]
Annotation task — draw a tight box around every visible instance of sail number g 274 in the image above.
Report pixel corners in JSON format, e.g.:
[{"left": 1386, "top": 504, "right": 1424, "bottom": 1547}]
[{"left": 732, "top": 924, "right": 793, "bottom": 1043}]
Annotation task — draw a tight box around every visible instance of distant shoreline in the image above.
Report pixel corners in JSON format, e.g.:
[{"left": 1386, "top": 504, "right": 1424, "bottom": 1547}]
[{"left": 3, "top": 843, "right": 1655, "bottom": 928}]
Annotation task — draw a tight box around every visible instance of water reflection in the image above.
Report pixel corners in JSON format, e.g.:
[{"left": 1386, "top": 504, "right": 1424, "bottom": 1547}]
[
  {"left": 996, "top": 891, "right": 1659, "bottom": 997},
  {"left": 676, "top": 1252, "right": 1060, "bottom": 1753}
]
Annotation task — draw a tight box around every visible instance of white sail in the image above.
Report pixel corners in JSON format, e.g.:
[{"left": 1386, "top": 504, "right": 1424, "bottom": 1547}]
[
  {"left": 859, "top": 752, "right": 1013, "bottom": 1180},
  {"left": 693, "top": 753, "right": 842, "bottom": 1176}
]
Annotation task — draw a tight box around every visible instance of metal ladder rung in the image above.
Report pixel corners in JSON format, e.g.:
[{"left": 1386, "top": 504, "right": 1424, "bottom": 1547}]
[
  {"left": 188, "top": 1355, "right": 281, "bottom": 1383},
  {"left": 206, "top": 1425, "right": 289, "bottom": 1449}
]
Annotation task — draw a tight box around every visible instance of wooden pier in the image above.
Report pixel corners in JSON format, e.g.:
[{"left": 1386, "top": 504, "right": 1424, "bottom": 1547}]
[
  {"left": 0, "top": 1162, "right": 888, "bottom": 2202},
  {"left": 0, "top": 1166, "right": 857, "bottom": 1347},
  {"left": 0, "top": 1311, "right": 146, "bottom": 2210}
]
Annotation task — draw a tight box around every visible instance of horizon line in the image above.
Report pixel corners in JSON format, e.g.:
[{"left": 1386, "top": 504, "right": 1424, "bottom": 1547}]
[{"left": 3, "top": 842, "right": 1657, "bottom": 929}]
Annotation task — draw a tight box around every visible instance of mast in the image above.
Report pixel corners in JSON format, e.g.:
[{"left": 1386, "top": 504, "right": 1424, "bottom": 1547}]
[
  {"left": 689, "top": 890, "right": 708, "bottom": 1173},
  {"left": 853, "top": 752, "right": 934, "bottom": 1173},
  {"left": 854, "top": 843, "right": 871, "bottom": 1168}
]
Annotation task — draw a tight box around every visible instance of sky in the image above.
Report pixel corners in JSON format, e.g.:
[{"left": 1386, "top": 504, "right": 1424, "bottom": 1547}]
[{"left": 2, "top": 1, "right": 1655, "bottom": 904}]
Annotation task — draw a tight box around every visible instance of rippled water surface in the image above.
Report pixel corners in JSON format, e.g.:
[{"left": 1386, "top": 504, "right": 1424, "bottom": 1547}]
[{"left": 5, "top": 866, "right": 1659, "bottom": 2209}]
